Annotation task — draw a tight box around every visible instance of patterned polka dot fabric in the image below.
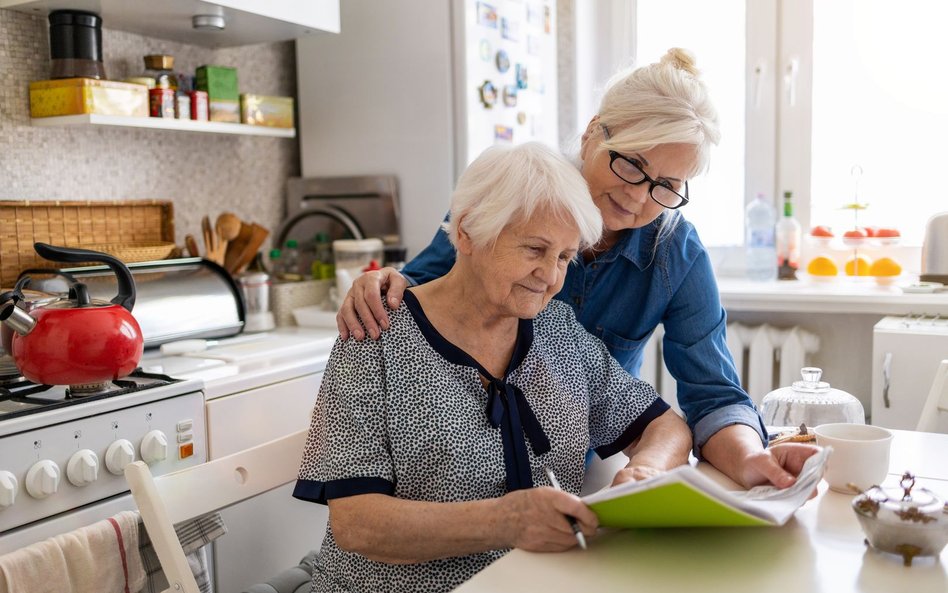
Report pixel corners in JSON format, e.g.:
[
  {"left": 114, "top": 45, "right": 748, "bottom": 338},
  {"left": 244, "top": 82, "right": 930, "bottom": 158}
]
[{"left": 294, "top": 294, "right": 669, "bottom": 593}]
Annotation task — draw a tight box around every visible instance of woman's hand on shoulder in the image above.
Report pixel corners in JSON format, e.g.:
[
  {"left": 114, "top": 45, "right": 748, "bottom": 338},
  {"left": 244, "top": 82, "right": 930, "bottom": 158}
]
[
  {"left": 501, "top": 487, "right": 598, "bottom": 552},
  {"left": 336, "top": 267, "right": 409, "bottom": 341}
]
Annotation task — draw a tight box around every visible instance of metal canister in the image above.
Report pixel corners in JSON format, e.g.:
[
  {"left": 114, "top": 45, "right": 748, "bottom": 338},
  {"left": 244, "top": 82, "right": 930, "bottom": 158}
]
[
  {"left": 149, "top": 88, "right": 175, "bottom": 118},
  {"left": 189, "top": 90, "right": 209, "bottom": 121}
]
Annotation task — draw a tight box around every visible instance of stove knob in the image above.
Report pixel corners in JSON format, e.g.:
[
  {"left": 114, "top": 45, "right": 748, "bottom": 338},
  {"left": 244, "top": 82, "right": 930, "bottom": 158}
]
[
  {"left": 25, "top": 460, "right": 61, "bottom": 499},
  {"left": 66, "top": 449, "right": 100, "bottom": 487},
  {"left": 105, "top": 439, "right": 136, "bottom": 475},
  {"left": 0, "top": 471, "right": 18, "bottom": 508},
  {"left": 140, "top": 430, "right": 169, "bottom": 465}
]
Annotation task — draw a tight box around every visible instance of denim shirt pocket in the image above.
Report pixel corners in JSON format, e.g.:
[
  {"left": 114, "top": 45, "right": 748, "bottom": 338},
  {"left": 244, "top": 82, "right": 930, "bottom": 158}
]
[{"left": 594, "top": 326, "right": 652, "bottom": 374}]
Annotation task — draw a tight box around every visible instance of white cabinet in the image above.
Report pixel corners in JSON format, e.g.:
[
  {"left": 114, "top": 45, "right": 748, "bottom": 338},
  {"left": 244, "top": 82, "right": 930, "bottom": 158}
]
[{"left": 0, "top": 0, "right": 339, "bottom": 47}]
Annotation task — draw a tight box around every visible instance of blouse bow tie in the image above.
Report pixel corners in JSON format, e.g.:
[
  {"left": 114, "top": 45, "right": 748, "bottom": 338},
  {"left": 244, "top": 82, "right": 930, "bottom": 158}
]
[{"left": 485, "top": 378, "right": 551, "bottom": 491}]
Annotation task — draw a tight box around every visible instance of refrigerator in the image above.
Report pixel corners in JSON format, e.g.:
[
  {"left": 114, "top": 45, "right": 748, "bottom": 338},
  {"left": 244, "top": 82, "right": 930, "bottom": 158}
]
[{"left": 296, "top": 0, "right": 559, "bottom": 258}]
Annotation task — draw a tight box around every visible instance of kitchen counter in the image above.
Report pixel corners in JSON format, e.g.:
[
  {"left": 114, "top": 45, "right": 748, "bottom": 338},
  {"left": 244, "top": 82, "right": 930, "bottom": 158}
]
[
  {"left": 456, "top": 430, "right": 948, "bottom": 593},
  {"left": 717, "top": 277, "right": 948, "bottom": 315}
]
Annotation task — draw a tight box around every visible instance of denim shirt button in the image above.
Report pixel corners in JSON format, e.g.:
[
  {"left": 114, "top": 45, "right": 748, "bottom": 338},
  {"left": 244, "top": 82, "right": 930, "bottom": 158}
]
[
  {"left": 590, "top": 264, "right": 598, "bottom": 270},
  {"left": 572, "top": 296, "right": 581, "bottom": 306}
]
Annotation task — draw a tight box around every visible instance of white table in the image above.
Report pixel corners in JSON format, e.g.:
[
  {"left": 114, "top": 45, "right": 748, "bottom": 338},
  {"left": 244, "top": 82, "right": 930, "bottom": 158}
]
[{"left": 455, "top": 430, "right": 948, "bottom": 593}]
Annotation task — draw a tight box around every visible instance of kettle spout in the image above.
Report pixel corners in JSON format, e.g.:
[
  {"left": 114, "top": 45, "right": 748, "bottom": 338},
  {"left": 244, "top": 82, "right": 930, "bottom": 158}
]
[{"left": 0, "top": 303, "right": 36, "bottom": 336}]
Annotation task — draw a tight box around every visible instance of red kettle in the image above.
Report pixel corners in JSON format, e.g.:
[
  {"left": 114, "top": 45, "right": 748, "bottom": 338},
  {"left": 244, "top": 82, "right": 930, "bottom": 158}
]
[{"left": 0, "top": 243, "right": 144, "bottom": 386}]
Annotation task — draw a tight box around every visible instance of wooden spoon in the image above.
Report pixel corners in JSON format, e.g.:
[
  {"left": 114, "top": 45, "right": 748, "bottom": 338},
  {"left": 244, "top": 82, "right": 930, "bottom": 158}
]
[{"left": 216, "top": 212, "right": 242, "bottom": 243}]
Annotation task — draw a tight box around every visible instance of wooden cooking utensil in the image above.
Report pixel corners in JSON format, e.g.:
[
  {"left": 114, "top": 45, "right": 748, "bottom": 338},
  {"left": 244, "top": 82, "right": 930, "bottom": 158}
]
[
  {"left": 184, "top": 234, "right": 200, "bottom": 258},
  {"left": 201, "top": 215, "right": 214, "bottom": 256},
  {"left": 216, "top": 212, "right": 242, "bottom": 242},
  {"left": 232, "top": 223, "right": 270, "bottom": 274},
  {"left": 224, "top": 222, "right": 253, "bottom": 274}
]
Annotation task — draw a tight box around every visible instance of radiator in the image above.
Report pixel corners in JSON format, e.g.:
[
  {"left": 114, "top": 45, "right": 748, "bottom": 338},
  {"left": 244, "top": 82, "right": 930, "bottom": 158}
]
[{"left": 639, "top": 323, "right": 820, "bottom": 412}]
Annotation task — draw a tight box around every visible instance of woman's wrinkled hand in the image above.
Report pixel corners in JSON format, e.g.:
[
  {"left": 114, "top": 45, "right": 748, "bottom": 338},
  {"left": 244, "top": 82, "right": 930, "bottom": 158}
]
[
  {"left": 502, "top": 487, "right": 598, "bottom": 552},
  {"left": 335, "top": 267, "right": 409, "bottom": 341},
  {"left": 739, "top": 443, "right": 822, "bottom": 496},
  {"left": 611, "top": 464, "right": 663, "bottom": 487}
]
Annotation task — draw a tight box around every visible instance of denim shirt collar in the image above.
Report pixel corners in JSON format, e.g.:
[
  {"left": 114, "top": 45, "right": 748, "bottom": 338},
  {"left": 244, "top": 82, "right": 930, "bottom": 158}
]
[{"left": 596, "top": 216, "right": 662, "bottom": 270}]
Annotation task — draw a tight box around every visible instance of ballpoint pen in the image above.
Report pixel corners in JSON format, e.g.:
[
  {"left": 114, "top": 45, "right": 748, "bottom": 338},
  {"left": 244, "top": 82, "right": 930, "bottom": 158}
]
[{"left": 543, "top": 466, "right": 587, "bottom": 550}]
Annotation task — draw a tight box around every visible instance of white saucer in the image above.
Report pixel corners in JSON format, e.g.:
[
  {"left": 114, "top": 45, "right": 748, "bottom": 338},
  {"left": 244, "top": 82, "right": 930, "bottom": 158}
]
[{"left": 900, "top": 281, "right": 944, "bottom": 294}]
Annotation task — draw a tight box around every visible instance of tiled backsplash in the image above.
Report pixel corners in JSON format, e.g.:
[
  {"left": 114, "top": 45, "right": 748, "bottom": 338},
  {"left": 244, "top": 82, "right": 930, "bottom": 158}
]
[{"left": 0, "top": 9, "right": 299, "bottom": 249}]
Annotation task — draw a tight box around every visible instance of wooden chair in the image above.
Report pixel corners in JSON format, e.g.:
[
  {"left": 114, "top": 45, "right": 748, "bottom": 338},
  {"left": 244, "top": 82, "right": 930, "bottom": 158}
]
[
  {"left": 915, "top": 359, "right": 948, "bottom": 433},
  {"left": 124, "top": 430, "right": 309, "bottom": 593}
]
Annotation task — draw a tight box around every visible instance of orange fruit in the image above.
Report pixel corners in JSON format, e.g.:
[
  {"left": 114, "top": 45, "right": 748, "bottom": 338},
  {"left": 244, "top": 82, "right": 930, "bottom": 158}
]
[
  {"left": 807, "top": 256, "right": 838, "bottom": 276},
  {"left": 845, "top": 255, "right": 873, "bottom": 276},
  {"left": 870, "top": 257, "right": 902, "bottom": 277}
]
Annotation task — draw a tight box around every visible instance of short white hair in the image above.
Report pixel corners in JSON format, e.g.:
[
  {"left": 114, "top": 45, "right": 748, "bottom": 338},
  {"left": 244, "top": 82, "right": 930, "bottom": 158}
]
[{"left": 442, "top": 142, "right": 602, "bottom": 251}]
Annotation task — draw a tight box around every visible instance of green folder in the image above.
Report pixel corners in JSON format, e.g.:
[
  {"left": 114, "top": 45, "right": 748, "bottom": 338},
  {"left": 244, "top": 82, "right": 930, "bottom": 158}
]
[{"left": 582, "top": 448, "right": 829, "bottom": 528}]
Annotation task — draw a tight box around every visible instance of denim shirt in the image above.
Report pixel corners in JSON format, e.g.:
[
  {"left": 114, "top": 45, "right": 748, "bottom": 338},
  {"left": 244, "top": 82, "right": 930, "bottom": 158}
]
[{"left": 402, "top": 214, "right": 767, "bottom": 456}]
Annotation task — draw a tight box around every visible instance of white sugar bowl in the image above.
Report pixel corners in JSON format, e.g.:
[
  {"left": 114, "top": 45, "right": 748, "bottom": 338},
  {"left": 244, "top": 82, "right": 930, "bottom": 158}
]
[{"left": 760, "top": 367, "right": 865, "bottom": 427}]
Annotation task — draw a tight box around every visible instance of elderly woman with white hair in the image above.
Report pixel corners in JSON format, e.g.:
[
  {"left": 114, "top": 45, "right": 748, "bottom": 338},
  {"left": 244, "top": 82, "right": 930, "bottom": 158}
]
[{"left": 294, "top": 142, "right": 691, "bottom": 593}]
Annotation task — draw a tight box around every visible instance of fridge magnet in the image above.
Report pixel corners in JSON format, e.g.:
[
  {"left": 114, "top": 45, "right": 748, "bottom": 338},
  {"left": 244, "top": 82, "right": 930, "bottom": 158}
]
[
  {"left": 527, "top": 35, "right": 541, "bottom": 56},
  {"left": 495, "top": 49, "right": 510, "bottom": 73},
  {"left": 479, "top": 39, "right": 492, "bottom": 62},
  {"left": 515, "top": 64, "right": 529, "bottom": 89},
  {"left": 494, "top": 124, "right": 514, "bottom": 142},
  {"left": 502, "top": 85, "right": 518, "bottom": 107},
  {"left": 500, "top": 17, "right": 520, "bottom": 42},
  {"left": 478, "top": 80, "right": 498, "bottom": 108},
  {"left": 517, "top": 111, "right": 527, "bottom": 125},
  {"left": 544, "top": 5, "right": 552, "bottom": 33},
  {"left": 527, "top": 3, "right": 543, "bottom": 27},
  {"left": 476, "top": 2, "right": 498, "bottom": 28}
]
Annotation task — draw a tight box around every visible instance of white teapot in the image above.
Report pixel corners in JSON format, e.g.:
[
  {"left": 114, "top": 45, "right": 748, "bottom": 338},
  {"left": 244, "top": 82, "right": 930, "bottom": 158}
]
[{"left": 760, "top": 367, "right": 865, "bottom": 427}]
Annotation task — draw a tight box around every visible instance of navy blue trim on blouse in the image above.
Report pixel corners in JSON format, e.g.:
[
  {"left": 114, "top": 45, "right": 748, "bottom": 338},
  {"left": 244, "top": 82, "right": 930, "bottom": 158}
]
[
  {"left": 402, "top": 290, "right": 550, "bottom": 491},
  {"left": 594, "top": 398, "right": 670, "bottom": 459},
  {"left": 292, "top": 476, "right": 395, "bottom": 505}
]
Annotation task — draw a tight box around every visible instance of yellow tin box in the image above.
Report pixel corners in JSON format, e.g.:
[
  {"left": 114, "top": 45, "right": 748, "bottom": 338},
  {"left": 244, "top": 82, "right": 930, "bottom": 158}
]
[
  {"left": 240, "top": 94, "right": 294, "bottom": 128},
  {"left": 30, "top": 78, "right": 149, "bottom": 118}
]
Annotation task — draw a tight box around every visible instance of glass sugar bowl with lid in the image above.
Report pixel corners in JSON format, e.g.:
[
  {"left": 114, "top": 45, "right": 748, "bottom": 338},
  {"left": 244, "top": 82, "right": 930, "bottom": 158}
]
[{"left": 760, "top": 367, "right": 865, "bottom": 427}]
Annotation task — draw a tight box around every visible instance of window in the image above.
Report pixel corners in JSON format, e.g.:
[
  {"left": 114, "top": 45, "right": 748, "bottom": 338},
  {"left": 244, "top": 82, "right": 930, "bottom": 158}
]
[{"left": 616, "top": 0, "right": 944, "bottom": 253}]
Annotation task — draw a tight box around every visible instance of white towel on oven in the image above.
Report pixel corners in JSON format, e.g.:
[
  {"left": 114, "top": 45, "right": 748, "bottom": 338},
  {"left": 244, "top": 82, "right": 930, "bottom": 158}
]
[{"left": 0, "top": 510, "right": 145, "bottom": 593}]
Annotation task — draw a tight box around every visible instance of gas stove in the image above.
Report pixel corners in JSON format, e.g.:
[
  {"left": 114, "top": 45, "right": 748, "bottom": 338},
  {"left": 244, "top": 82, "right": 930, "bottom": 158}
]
[
  {"left": 0, "top": 370, "right": 206, "bottom": 547},
  {"left": 0, "top": 370, "right": 180, "bottom": 424}
]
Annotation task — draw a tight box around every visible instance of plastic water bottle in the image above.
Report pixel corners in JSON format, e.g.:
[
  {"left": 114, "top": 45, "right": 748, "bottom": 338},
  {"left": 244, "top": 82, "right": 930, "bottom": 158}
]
[{"left": 745, "top": 193, "right": 777, "bottom": 281}]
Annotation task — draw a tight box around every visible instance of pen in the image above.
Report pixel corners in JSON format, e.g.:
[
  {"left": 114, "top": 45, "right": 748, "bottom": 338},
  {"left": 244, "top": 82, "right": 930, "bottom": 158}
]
[{"left": 543, "top": 466, "right": 587, "bottom": 550}]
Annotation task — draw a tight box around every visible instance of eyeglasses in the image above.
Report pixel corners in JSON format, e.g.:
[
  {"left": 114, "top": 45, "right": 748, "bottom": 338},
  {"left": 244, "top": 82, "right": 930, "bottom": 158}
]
[
  {"left": 600, "top": 124, "right": 690, "bottom": 209},
  {"left": 607, "top": 151, "right": 690, "bottom": 210}
]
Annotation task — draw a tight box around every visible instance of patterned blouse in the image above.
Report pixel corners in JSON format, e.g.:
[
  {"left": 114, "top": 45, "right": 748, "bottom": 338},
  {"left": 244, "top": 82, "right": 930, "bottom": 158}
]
[{"left": 294, "top": 291, "right": 669, "bottom": 593}]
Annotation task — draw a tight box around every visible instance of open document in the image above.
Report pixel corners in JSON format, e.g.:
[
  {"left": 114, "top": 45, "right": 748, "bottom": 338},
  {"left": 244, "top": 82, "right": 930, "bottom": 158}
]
[{"left": 582, "top": 447, "right": 830, "bottom": 527}]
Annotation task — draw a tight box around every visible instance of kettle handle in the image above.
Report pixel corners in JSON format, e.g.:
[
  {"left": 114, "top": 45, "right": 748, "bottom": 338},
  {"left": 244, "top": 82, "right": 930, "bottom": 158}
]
[{"left": 33, "top": 243, "right": 136, "bottom": 311}]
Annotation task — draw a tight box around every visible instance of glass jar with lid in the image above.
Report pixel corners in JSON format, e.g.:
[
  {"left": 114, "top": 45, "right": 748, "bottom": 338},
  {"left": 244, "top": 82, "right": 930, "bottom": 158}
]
[
  {"left": 143, "top": 54, "right": 178, "bottom": 90},
  {"left": 760, "top": 367, "right": 865, "bottom": 427}
]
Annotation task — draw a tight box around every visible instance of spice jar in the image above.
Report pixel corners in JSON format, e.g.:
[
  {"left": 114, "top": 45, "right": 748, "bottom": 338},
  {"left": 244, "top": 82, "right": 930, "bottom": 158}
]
[{"left": 143, "top": 54, "right": 178, "bottom": 90}]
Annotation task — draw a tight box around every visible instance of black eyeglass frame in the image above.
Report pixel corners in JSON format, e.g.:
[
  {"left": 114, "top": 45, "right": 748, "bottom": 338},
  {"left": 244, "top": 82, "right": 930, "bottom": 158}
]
[
  {"left": 606, "top": 151, "right": 690, "bottom": 210},
  {"left": 600, "top": 123, "right": 690, "bottom": 210}
]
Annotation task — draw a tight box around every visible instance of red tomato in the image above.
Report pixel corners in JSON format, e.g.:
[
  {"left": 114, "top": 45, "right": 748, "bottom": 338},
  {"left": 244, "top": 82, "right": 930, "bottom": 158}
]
[
  {"left": 876, "top": 227, "right": 900, "bottom": 238},
  {"left": 862, "top": 226, "right": 879, "bottom": 237},
  {"left": 843, "top": 228, "right": 868, "bottom": 239},
  {"left": 810, "top": 225, "right": 834, "bottom": 237}
]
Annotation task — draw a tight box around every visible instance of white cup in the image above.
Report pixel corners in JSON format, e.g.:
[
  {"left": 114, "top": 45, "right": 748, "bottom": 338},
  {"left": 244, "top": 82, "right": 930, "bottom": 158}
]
[{"left": 814, "top": 423, "right": 894, "bottom": 493}]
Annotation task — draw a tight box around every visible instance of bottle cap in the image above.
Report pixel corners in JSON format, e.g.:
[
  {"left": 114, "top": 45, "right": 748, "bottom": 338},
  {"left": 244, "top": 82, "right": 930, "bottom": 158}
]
[
  {"left": 363, "top": 260, "right": 382, "bottom": 272},
  {"left": 285, "top": 239, "right": 298, "bottom": 249},
  {"left": 269, "top": 248, "right": 282, "bottom": 258}
]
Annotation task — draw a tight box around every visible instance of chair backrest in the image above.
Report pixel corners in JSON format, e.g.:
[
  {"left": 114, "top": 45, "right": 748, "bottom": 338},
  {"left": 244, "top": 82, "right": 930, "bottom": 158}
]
[
  {"left": 916, "top": 359, "right": 948, "bottom": 433},
  {"left": 124, "top": 429, "right": 308, "bottom": 593}
]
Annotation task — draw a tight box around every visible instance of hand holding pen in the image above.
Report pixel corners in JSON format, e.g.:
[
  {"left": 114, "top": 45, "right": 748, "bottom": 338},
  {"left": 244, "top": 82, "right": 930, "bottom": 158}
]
[{"left": 543, "top": 466, "right": 588, "bottom": 550}]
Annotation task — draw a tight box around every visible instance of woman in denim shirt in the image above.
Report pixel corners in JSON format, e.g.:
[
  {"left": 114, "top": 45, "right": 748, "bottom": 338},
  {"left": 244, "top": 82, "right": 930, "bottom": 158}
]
[{"left": 336, "top": 48, "right": 818, "bottom": 490}]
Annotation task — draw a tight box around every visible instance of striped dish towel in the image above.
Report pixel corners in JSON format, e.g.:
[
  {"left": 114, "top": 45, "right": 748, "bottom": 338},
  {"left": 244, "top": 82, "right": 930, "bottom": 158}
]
[{"left": 138, "top": 512, "right": 227, "bottom": 593}]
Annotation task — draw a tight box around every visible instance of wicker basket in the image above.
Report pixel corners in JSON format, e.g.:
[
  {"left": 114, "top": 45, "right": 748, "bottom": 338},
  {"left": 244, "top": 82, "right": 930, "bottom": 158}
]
[{"left": 0, "top": 200, "right": 175, "bottom": 287}]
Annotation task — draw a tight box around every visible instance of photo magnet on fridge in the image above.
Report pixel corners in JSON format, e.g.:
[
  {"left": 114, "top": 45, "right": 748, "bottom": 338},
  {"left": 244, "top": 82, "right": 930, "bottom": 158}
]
[
  {"left": 494, "top": 125, "right": 514, "bottom": 142},
  {"left": 495, "top": 49, "right": 510, "bottom": 73},
  {"left": 477, "top": 2, "right": 498, "bottom": 28},
  {"left": 516, "top": 64, "right": 529, "bottom": 89},
  {"left": 479, "top": 80, "right": 498, "bottom": 108},
  {"left": 479, "top": 39, "right": 492, "bottom": 62},
  {"left": 501, "top": 17, "right": 520, "bottom": 41},
  {"left": 503, "top": 85, "right": 518, "bottom": 107}
]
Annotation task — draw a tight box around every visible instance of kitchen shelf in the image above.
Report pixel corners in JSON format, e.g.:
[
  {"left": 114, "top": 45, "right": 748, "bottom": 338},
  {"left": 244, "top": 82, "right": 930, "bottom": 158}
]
[{"left": 30, "top": 114, "right": 296, "bottom": 138}]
